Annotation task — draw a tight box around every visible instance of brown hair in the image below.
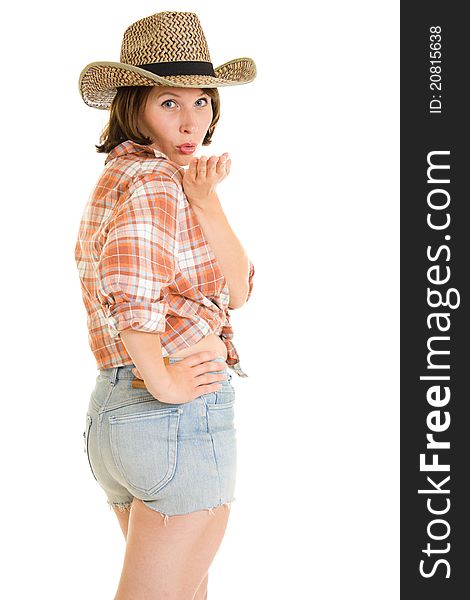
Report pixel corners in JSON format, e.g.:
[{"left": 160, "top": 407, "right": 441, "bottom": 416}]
[{"left": 95, "top": 86, "right": 221, "bottom": 154}]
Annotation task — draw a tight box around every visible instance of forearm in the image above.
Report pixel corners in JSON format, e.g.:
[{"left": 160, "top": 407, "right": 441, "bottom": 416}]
[
  {"left": 191, "top": 192, "right": 250, "bottom": 308},
  {"left": 119, "top": 329, "right": 170, "bottom": 393}
]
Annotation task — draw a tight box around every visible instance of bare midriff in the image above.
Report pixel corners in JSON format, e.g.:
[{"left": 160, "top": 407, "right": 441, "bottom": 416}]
[{"left": 168, "top": 333, "right": 228, "bottom": 361}]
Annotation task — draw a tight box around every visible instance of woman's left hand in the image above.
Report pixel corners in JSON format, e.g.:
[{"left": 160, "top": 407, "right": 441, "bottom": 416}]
[{"left": 182, "top": 153, "right": 231, "bottom": 209}]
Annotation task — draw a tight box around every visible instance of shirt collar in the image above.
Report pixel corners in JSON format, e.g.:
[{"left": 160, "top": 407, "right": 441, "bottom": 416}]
[{"left": 105, "top": 140, "right": 184, "bottom": 184}]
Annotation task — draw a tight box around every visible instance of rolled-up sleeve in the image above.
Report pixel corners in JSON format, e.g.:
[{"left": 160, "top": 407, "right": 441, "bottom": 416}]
[{"left": 96, "top": 174, "right": 180, "bottom": 339}]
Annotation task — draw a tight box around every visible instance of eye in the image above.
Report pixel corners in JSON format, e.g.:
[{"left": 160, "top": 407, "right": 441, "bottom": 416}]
[
  {"left": 195, "top": 97, "right": 209, "bottom": 107},
  {"left": 161, "top": 100, "right": 176, "bottom": 108}
]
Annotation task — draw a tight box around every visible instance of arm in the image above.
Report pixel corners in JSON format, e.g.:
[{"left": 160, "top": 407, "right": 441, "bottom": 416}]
[
  {"left": 96, "top": 174, "right": 179, "bottom": 388},
  {"left": 119, "top": 329, "right": 168, "bottom": 384},
  {"left": 191, "top": 192, "right": 254, "bottom": 309}
]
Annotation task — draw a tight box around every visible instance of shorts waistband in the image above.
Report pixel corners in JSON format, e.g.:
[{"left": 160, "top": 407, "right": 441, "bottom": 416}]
[{"left": 100, "top": 355, "right": 228, "bottom": 384}]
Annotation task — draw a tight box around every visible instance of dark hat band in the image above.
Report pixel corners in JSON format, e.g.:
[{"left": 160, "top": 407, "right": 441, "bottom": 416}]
[{"left": 136, "top": 60, "right": 216, "bottom": 77}]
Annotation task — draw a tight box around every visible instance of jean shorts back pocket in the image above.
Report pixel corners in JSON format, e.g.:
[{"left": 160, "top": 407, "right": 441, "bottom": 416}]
[{"left": 109, "top": 407, "right": 182, "bottom": 496}]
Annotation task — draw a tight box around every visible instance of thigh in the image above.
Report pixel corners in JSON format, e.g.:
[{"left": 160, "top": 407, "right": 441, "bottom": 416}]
[
  {"left": 114, "top": 499, "right": 231, "bottom": 599},
  {"left": 113, "top": 503, "right": 132, "bottom": 539}
]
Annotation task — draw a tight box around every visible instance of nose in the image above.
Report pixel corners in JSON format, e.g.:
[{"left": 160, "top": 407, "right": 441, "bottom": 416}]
[
  {"left": 179, "top": 108, "right": 197, "bottom": 134},
  {"left": 180, "top": 121, "right": 196, "bottom": 134}
]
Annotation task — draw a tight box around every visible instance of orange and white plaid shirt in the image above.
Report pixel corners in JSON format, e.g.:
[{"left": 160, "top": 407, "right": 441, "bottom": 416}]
[{"left": 74, "top": 140, "right": 254, "bottom": 377}]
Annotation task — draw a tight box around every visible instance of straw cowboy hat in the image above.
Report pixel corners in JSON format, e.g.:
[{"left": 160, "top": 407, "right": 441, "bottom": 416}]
[{"left": 78, "top": 11, "right": 257, "bottom": 110}]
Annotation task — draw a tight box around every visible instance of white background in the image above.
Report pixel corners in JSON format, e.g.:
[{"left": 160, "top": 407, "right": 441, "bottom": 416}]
[{"left": 1, "top": 0, "right": 399, "bottom": 598}]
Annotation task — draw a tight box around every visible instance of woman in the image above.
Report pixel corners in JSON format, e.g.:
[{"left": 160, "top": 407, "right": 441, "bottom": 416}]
[{"left": 74, "top": 10, "right": 256, "bottom": 600}]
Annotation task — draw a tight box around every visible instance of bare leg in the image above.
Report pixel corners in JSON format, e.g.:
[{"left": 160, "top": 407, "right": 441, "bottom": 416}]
[
  {"left": 113, "top": 499, "right": 228, "bottom": 599},
  {"left": 113, "top": 502, "right": 209, "bottom": 597},
  {"left": 113, "top": 503, "right": 132, "bottom": 539}
]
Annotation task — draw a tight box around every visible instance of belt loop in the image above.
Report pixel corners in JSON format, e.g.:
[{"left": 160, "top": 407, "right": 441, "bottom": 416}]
[{"left": 109, "top": 366, "right": 119, "bottom": 385}]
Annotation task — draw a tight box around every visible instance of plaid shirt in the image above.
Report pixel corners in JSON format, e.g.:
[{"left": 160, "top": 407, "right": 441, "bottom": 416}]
[{"left": 75, "top": 140, "right": 254, "bottom": 377}]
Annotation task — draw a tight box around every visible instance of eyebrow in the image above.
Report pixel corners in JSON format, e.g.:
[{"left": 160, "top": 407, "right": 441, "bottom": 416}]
[{"left": 155, "top": 90, "right": 209, "bottom": 99}]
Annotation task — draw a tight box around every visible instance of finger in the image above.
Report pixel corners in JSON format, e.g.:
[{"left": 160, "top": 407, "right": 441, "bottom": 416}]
[
  {"left": 196, "top": 372, "right": 228, "bottom": 386},
  {"left": 197, "top": 155, "right": 207, "bottom": 180},
  {"left": 181, "top": 350, "right": 219, "bottom": 366},
  {"left": 188, "top": 157, "right": 198, "bottom": 178},
  {"left": 216, "top": 153, "right": 229, "bottom": 174},
  {"left": 225, "top": 158, "right": 231, "bottom": 176},
  {"left": 193, "top": 383, "right": 223, "bottom": 396},
  {"left": 192, "top": 362, "right": 227, "bottom": 377},
  {"left": 206, "top": 155, "right": 218, "bottom": 173}
]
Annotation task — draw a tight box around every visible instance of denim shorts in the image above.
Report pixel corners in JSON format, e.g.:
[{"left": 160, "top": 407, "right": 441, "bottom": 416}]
[{"left": 82, "top": 356, "right": 236, "bottom": 524}]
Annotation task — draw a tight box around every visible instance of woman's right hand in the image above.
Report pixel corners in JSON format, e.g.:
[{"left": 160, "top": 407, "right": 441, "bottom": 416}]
[{"left": 139, "top": 351, "right": 228, "bottom": 405}]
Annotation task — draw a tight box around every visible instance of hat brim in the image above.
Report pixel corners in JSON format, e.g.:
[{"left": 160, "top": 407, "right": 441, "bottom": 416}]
[{"left": 78, "top": 57, "right": 256, "bottom": 109}]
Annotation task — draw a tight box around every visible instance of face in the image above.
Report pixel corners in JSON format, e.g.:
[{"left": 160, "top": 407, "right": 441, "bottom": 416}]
[{"left": 138, "top": 86, "right": 213, "bottom": 166}]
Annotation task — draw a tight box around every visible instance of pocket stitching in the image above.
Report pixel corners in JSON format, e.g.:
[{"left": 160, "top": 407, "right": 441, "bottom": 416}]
[
  {"left": 206, "top": 399, "right": 235, "bottom": 410},
  {"left": 109, "top": 406, "right": 179, "bottom": 422},
  {"left": 100, "top": 397, "right": 154, "bottom": 413}
]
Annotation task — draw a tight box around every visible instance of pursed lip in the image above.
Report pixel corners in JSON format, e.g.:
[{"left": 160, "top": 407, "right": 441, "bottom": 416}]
[{"left": 176, "top": 142, "right": 197, "bottom": 148}]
